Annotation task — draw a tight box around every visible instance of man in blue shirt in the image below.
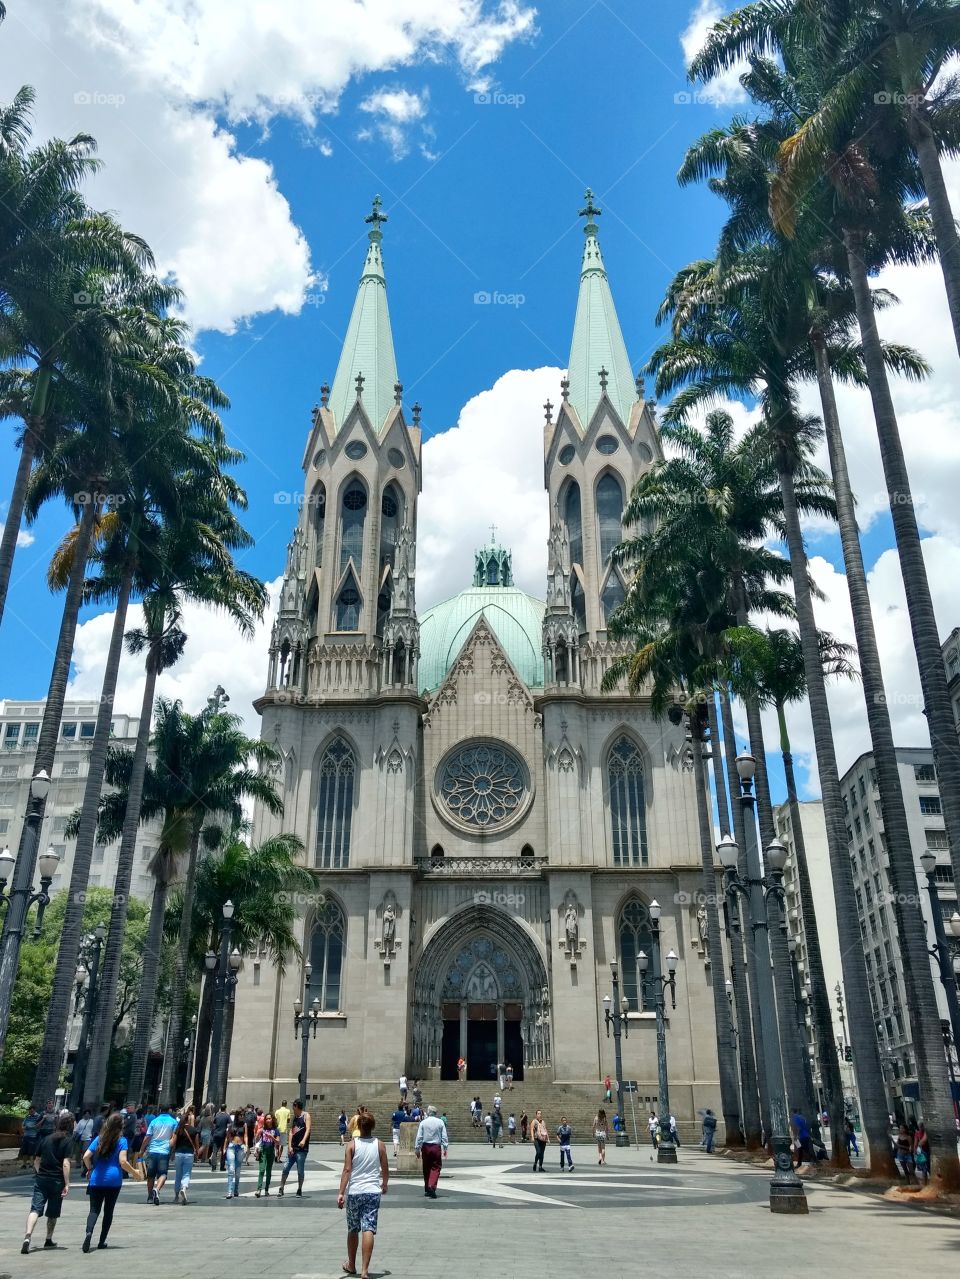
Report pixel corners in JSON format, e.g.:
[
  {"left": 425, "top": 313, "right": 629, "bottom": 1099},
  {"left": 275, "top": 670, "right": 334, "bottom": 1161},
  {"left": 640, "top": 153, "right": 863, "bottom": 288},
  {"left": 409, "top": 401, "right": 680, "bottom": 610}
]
[
  {"left": 791, "top": 1109, "right": 813, "bottom": 1168},
  {"left": 391, "top": 1106, "right": 406, "bottom": 1157},
  {"left": 140, "top": 1107, "right": 178, "bottom": 1204}
]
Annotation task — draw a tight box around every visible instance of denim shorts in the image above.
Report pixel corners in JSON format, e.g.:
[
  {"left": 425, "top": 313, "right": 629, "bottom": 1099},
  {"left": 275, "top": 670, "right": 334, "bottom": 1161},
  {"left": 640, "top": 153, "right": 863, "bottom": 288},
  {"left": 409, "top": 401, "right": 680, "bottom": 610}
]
[
  {"left": 146, "top": 1152, "right": 170, "bottom": 1180},
  {"left": 346, "top": 1191, "right": 381, "bottom": 1235},
  {"left": 31, "top": 1177, "right": 64, "bottom": 1219}
]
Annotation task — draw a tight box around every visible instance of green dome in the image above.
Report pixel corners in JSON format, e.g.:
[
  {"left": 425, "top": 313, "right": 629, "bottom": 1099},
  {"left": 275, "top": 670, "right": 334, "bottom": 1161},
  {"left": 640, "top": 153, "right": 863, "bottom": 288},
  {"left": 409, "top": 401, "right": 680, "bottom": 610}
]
[{"left": 419, "top": 585, "right": 546, "bottom": 692}]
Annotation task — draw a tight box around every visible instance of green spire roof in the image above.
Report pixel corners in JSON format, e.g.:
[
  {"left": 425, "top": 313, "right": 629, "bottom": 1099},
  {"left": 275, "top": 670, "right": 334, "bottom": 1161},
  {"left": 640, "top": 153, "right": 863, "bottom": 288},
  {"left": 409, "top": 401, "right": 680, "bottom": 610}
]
[
  {"left": 566, "top": 189, "right": 635, "bottom": 428},
  {"left": 328, "top": 195, "right": 399, "bottom": 434}
]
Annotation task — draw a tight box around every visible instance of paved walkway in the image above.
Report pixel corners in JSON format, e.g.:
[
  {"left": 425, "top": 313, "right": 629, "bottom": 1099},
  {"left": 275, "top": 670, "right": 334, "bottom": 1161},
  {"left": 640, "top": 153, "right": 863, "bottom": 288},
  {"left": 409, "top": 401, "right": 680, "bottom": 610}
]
[{"left": 1, "top": 1143, "right": 958, "bottom": 1278}]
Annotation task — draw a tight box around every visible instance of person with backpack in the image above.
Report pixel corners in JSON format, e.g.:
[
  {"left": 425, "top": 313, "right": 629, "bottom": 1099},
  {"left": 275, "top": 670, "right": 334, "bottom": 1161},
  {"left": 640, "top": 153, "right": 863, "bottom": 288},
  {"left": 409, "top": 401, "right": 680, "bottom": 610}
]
[
  {"left": 82, "top": 1112, "right": 143, "bottom": 1250},
  {"left": 338, "top": 1111, "right": 389, "bottom": 1279},
  {"left": 22, "top": 1111, "right": 73, "bottom": 1254},
  {"left": 255, "top": 1113, "right": 281, "bottom": 1197}
]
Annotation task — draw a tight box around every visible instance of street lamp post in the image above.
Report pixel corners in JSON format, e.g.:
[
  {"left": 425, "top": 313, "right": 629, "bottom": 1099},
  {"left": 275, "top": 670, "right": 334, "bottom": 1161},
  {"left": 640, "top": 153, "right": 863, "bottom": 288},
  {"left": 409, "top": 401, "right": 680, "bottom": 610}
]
[
  {"left": 206, "top": 899, "right": 235, "bottom": 1104},
  {"left": 787, "top": 937, "right": 819, "bottom": 1125},
  {"left": 216, "top": 948, "right": 242, "bottom": 1104},
  {"left": 835, "top": 982, "right": 849, "bottom": 1054},
  {"left": 602, "top": 962, "right": 630, "bottom": 1147},
  {"left": 719, "top": 750, "right": 808, "bottom": 1215},
  {"left": 918, "top": 851, "right": 960, "bottom": 1052},
  {"left": 293, "top": 961, "right": 320, "bottom": 1106},
  {"left": 69, "top": 922, "right": 106, "bottom": 1110},
  {"left": 638, "top": 899, "right": 679, "bottom": 1164}
]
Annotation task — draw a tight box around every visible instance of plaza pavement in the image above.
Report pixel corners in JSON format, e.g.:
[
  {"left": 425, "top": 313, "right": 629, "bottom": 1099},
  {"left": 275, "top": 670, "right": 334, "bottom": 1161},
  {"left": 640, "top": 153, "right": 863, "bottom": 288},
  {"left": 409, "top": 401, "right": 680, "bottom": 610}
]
[{"left": 0, "top": 1142, "right": 957, "bottom": 1278}]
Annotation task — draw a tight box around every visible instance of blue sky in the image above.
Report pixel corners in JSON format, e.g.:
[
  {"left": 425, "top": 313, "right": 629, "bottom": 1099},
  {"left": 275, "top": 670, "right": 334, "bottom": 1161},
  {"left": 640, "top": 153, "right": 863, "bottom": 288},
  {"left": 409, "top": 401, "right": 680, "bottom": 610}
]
[{"left": 3, "top": 0, "right": 960, "bottom": 801}]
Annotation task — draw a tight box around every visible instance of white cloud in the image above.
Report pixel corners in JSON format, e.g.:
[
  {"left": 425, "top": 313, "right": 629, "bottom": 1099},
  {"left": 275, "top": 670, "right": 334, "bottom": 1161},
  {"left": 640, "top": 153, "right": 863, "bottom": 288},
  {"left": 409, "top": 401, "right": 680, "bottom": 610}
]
[
  {"left": 681, "top": 0, "right": 749, "bottom": 107},
  {"left": 418, "top": 366, "right": 557, "bottom": 608},
  {"left": 7, "top": 0, "right": 535, "bottom": 332},
  {"left": 358, "top": 86, "right": 430, "bottom": 157}
]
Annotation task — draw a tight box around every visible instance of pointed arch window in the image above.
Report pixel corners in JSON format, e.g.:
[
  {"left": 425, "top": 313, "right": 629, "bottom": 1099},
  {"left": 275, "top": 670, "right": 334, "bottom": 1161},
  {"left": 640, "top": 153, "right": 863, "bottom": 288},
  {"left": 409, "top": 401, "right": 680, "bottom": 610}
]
[
  {"left": 564, "top": 480, "right": 583, "bottom": 567},
  {"left": 317, "top": 739, "right": 355, "bottom": 868},
  {"left": 376, "top": 581, "right": 392, "bottom": 638},
  {"left": 335, "top": 570, "right": 362, "bottom": 631},
  {"left": 597, "top": 472, "right": 624, "bottom": 564},
  {"left": 486, "top": 556, "right": 499, "bottom": 585},
  {"left": 310, "top": 482, "right": 326, "bottom": 565},
  {"left": 608, "top": 735, "right": 648, "bottom": 866},
  {"left": 339, "top": 479, "right": 367, "bottom": 574},
  {"left": 379, "top": 484, "right": 402, "bottom": 572},
  {"left": 601, "top": 571, "right": 625, "bottom": 626},
  {"left": 618, "top": 898, "right": 654, "bottom": 1012},
  {"left": 309, "top": 899, "right": 345, "bottom": 1010}
]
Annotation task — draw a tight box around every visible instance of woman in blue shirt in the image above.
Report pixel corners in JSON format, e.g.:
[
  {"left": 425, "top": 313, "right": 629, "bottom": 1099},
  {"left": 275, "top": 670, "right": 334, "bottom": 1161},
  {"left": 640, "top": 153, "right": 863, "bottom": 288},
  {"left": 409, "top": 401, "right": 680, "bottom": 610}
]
[{"left": 81, "top": 1113, "right": 143, "bottom": 1252}]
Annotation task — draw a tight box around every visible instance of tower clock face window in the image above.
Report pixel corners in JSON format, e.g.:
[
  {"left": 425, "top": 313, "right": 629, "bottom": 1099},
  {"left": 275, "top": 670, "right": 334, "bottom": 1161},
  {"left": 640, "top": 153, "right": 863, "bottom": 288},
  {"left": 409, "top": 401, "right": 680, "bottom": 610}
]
[{"left": 436, "top": 741, "right": 530, "bottom": 832}]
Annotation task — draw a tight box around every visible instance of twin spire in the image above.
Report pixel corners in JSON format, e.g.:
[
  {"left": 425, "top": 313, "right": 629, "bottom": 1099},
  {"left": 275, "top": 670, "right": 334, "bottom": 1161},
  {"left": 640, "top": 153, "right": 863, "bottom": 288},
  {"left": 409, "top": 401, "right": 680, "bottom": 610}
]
[{"left": 326, "top": 188, "right": 634, "bottom": 434}]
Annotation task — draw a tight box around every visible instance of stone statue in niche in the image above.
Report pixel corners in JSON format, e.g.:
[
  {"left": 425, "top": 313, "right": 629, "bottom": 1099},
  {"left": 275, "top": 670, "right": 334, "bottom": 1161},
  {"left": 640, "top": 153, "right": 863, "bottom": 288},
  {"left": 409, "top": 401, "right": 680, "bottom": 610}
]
[
  {"left": 375, "top": 891, "right": 402, "bottom": 965},
  {"left": 558, "top": 890, "right": 587, "bottom": 964}
]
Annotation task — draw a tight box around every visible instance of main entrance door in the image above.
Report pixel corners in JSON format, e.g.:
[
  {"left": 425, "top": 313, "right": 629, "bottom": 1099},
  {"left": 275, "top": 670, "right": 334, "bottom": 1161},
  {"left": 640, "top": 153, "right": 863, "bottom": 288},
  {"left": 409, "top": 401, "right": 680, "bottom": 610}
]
[{"left": 467, "top": 1006, "right": 498, "bottom": 1081}]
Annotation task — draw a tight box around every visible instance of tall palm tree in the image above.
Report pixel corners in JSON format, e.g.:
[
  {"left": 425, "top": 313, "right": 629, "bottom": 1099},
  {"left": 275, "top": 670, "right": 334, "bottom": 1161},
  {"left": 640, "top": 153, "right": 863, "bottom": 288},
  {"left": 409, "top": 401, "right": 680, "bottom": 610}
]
[
  {"left": 678, "top": 63, "right": 960, "bottom": 1187},
  {"left": 187, "top": 834, "right": 313, "bottom": 1104},
  {"left": 0, "top": 85, "right": 153, "bottom": 622}
]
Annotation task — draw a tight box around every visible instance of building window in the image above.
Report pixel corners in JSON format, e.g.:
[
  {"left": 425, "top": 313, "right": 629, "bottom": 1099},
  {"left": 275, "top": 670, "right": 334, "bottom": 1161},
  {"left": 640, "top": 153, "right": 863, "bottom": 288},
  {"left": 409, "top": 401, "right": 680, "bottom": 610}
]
[
  {"left": 926, "top": 830, "right": 949, "bottom": 850},
  {"left": 596, "top": 472, "right": 624, "bottom": 565},
  {"left": 608, "top": 736, "right": 648, "bottom": 867},
  {"left": 564, "top": 481, "right": 583, "bottom": 567},
  {"left": 379, "top": 484, "right": 402, "bottom": 574},
  {"left": 934, "top": 865, "right": 956, "bottom": 888},
  {"left": 316, "top": 739, "right": 355, "bottom": 868},
  {"left": 618, "top": 899, "right": 654, "bottom": 1013},
  {"left": 919, "top": 796, "right": 942, "bottom": 816},
  {"left": 0, "top": 819, "right": 8, "bottom": 834},
  {"left": 79, "top": 722, "right": 95, "bottom": 739},
  {"left": 914, "top": 763, "right": 937, "bottom": 783},
  {"left": 437, "top": 742, "right": 527, "bottom": 830},
  {"left": 335, "top": 572, "right": 362, "bottom": 631},
  {"left": 61, "top": 723, "right": 77, "bottom": 739},
  {"left": 858, "top": 776, "right": 866, "bottom": 798},
  {"left": 310, "top": 482, "right": 326, "bottom": 566},
  {"left": 309, "top": 900, "right": 345, "bottom": 1011},
  {"left": 601, "top": 572, "right": 625, "bottom": 626},
  {"left": 23, "top": 723, "right": 38, "bottom": 741},
  {"left": 339, "top": 479, "right": 367, "bottom": 574},
  {"left": 3, "top": 725, "right": 19, "bottom": 750},
  {"left": 571, "top": 572, "right": 586, "bottom": 634}
]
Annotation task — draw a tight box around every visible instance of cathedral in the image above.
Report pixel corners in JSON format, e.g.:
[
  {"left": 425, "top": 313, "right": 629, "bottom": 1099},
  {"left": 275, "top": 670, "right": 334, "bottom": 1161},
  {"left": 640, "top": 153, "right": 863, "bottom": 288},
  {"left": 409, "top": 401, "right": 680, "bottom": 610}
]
[{"left": 232, "top": 193, "right": 724, "bottom": 1130}]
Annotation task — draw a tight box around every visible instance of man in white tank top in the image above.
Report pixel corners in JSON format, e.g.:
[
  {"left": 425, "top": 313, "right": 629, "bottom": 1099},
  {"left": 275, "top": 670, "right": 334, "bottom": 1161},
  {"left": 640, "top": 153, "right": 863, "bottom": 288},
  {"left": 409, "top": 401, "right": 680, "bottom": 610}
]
[{"left": 338, "top": 1111, "right": 388, "bottom": 1279}]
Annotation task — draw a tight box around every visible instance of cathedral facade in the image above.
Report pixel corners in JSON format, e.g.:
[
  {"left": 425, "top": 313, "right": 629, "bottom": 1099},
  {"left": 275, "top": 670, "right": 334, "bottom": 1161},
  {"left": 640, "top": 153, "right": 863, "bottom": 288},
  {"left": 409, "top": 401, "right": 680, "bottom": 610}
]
[{"left": 231, "top": 194, "right": 724, "bottom": 1126}]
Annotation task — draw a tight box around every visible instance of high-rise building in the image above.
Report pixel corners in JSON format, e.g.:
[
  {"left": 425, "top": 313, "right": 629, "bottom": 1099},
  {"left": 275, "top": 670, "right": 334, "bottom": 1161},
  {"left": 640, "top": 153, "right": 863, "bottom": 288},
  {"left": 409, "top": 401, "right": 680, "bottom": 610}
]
[
  {"left": 230, "top": 194, "right": 726, "bottom": 1127},
  {"left": 0, "top": 698, "right": 161, "bottom": 904}
]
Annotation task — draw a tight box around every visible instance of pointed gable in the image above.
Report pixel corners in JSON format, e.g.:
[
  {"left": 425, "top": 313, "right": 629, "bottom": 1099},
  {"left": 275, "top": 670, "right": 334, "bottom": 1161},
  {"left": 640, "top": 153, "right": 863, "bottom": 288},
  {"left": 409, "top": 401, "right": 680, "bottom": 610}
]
[
  {"left": 328, "top": 195, "right": 399, "bottom": 435},
  {"left": 566, "top": 189, "right": 635, "bottom": 430}
]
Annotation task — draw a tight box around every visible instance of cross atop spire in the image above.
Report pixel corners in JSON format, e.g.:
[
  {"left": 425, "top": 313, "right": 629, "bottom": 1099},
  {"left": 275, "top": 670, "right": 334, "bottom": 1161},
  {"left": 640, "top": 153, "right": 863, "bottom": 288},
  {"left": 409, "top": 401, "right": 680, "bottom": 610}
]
[
  {"left": 489, "top": 523, "right": 498, "bottom": 544},
  {"left": 365, "top": 193, "right": 388, "bottom": 236},
  {"left": 579, "top": 187, "right": 602, "bottom": 228}
]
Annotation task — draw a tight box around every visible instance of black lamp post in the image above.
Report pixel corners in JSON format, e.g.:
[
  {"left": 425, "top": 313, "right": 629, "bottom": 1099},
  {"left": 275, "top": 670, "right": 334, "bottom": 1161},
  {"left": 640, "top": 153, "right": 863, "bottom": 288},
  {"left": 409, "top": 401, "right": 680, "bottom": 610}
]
[
  {"left": 294, "top": 961, "right": 320, "bottom": 1106},
  {"left": 787, "top": 936, "right": 819, "bottom": 1125},
  {"left": 69, "top": 922, "right": 105, "bottom": 1110},
  {"left": 206, "top": 899, "right": 235, "bottom": 1104},
  {"left": 918, "top": 850, "right": 960, "bottom": 1052},
  {"left": 216, "top": 948, "right": 241, "bottom": 1103},
  {"left": 718, "top": 749, "right": 808, "bottom": 1215},
  {"left": 638, "top": 898, "right": 679, "bottom": 1164},
  {"left": 603, "top": 962, "right": 630, "bottom": 1147}
]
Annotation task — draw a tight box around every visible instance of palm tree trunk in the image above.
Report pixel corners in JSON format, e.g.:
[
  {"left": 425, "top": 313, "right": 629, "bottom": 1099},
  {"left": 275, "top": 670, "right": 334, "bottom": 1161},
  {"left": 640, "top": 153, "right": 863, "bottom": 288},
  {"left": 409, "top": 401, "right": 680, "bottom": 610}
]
[
  {"left": 811, "top": 329, "right": 960, "bottom": 1187},
  {"left": 708, "top": 693, "right": 760, "bottom": 1148},
  {"left": 718, "top": 687, "right": 767, "bottom": 1145},
  {"left": 31, "top": 570, "right": 133, "bottom": 1108},
  {"left": 160, "top": 818, "right": 204, "bottom": 1109},
  {"left": 0, "top": 495, "right": 98, "bottom": 1060},
  {"left": 844, "top": 231, "right": 960, "bottom": 926},
  {"left": 127, "top": 867, "right": 171, "bottom": 1104},
  {"left": 0, "top": 367, "right": 50, "bottom": 627},
  {"left": 775, "top": 443, "right": 895, "bottom": 1176},
  {"left": 780, "top": 710, "right": 848, "bottom": 1166},
  {"left": 897, "top": 46, "right": 960, "bottom": 358},
  {"left": 691, "top": 709, "right": 742, "bottom": 1144},
  {"left": 192, "top": 967, "right": 215, "bottom": 1107},
  {"left": 82, "top": 649, "right": 161, "bottom": 1109}
]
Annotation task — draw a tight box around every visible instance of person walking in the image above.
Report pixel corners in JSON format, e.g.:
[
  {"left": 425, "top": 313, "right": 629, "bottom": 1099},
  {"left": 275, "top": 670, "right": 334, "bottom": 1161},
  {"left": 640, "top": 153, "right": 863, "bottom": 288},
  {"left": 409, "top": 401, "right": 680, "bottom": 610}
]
[
  {"left": 669, "top": 1114, "right": 680, "bottom": 1148},
  {"left": 390, "top": 1103, "right": 405, "bottom": 1158},
  {"left": 603, "top": 1074, "right": 612, "bottom": 1104},
  {"left": 243, "top": 1103, "right": 257, "bottom": 1163},
  {"left": 22, "top": 1111, "right": 73, "bottom": 1254},
  {"left": 74, "top": 1111, "right": 94, "bottom": 1171},
  {"left": 275, "top": 1099, "right": 291, "bottom": 1160},
  {"left": 505, "top": 1063, "right": 514, "bottom": 1090},
  {"left": 593, "top": 1109, "right": 609, "bottom": 1165},
  {"left": 414, "top": 1105, "right": 448, "bottom": 1199},
  {"left": 913, "top": 1122, "right": 930, "bottom": 1186},
  {"left": 457, "top": 1056, "right": 466, "bottom": 1082},
  {"left": 338, "top": 1109, "right": 349, "bottom": 1146},
  {"left": 791, "top": 1109, "right": 814, "bottom": 1168},
  {"left": 702, "top": 1109, "right": 717, "bottom": 1154},
  {"left": 20, "top": 1105, "right": 40, "bottom": 1167},
  {"left": 210, "top": 1103, "right": 230, "bottom": 1171},
  {"left": 843, "top": 1118, "right": 860, "bottom": 1158},
  {"left": 198, "top": 1103, "right": 215, "bottom": 1164},
  {"left": 140, "top": 1104, "right": 178, "bottom": 1204},
  {"left": 255, "top": 1114, "right": 281, "bottom": 1197},
  {"left": 507, "top": 1113, "right": 517, "bottom": 1143},
  {"left": 81, "top": 1112, "right": 143, "bottom": 1251},
  {"left": 224, "top": 1121, "right": 246, "bottom": 1199},
  {"left": 491, "top": 1107, "right": 503, "bottom": 1149},
  {"left": 278, "top": 1099, "right": 311, "bottom": 1197},
  {"left": 412, "top": 1080, "right": 423, "bottom": 1108},
  {"left": 531, "top": 1110, "right": 548, "bottom": 1172},
  {"left": 398, "top": 1074, "right": 408, "bottom": 1102},
  {"left": 520, "top": 1110, "right": 529, "bottom": 1143},
  {"left": 556, "top": 1116, "right": 574, "bottom": 1170},
  {"left": 483, "top": 1112, "right": 493, "bottom": 1144},
  {"left": 338, "top": 1111, "right": 388, "bottom": 1279},
  {"left": 647, "top": 1112, "right": 659, "bottom": 1149},
  {"left": 173, "top": 1107, "right": 200, "bottom": 1205}
]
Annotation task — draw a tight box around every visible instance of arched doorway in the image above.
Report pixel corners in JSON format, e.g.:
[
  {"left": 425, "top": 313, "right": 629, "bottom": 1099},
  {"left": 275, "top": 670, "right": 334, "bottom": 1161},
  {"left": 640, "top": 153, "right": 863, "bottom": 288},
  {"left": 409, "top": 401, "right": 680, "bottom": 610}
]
[{"left": 411, "top": 906, "right": 551, "bottom": 1082}]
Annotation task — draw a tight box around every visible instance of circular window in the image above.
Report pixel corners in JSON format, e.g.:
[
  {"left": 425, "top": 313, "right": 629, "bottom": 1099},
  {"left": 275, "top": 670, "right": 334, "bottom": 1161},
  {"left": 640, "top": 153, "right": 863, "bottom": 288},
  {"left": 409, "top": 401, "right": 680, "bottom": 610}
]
[
  {"left": 436, "top": 741, "right": 529, "bottom": 831},
  {"left": 312, "top": 449, "right": 326, "bottom": 469},
  {"left": 343, "top": 485, "right": 367, "bottom": 511},
  {"left": 382, "top": 492, "right": 398, "bottom": 518},
  {"left": 345, "top": 440, "right": 367, "bottom": 460},
  {"left": 388, "top": 447, "right": 406, "bottom": 469},
  {"left": 558, "top": 443, "right": 576, "bottom": 465},
  {"left": 596, "top": 434, "right": 619, "bottom": 455},
  {"left": 638, "top": 442, "right": 653, "bottom": 463}
]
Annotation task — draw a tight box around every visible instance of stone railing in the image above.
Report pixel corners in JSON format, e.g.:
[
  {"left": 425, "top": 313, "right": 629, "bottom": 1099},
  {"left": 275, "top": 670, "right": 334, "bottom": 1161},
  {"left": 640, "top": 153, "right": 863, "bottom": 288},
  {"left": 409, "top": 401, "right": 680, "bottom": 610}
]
[{"left": 414, "top": 854, "right": 547, "bottom": 877}]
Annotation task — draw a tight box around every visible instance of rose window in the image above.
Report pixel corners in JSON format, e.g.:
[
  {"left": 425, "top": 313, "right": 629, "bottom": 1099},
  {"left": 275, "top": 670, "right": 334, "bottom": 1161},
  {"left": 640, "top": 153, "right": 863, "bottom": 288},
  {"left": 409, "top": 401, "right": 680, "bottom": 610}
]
[{"left": 437, "top": 742, "right": 527, "bottom": 829}]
